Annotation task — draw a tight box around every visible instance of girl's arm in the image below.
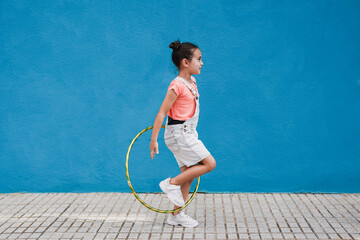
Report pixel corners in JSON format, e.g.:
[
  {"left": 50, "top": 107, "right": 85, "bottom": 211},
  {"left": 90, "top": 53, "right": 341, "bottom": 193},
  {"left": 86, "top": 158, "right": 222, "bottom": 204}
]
[{"left": 150, "top": 90, "right": 178, "bottom": 159}]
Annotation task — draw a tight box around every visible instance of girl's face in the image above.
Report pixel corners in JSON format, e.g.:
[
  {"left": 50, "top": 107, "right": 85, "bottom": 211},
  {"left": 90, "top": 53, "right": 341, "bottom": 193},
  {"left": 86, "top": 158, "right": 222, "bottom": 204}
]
[{"left": 188, "top": 48, "right": 203, "bottom": 75}]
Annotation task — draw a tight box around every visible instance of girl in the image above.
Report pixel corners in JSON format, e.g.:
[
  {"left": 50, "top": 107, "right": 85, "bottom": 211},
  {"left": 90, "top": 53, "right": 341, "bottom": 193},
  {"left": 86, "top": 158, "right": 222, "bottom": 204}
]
[{"left": 150, "top": 40, "right": 216, "bottom": 228}]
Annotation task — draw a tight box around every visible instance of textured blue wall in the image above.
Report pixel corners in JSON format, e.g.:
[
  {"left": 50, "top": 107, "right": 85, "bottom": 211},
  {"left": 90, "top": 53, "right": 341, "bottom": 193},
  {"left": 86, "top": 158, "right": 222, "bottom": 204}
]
[{"left": 1, "top": 1, "right": 359, "bottom": 193}]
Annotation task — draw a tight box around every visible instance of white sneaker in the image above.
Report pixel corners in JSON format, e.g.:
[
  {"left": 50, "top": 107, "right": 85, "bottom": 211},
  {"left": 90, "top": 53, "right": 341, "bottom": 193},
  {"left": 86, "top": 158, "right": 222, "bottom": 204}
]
[
  {"left": 159, "top": 177, "right": 185, "bottom": 207},
  {"left": 167, "top": 211, "right": 199, "bottom": 228}
]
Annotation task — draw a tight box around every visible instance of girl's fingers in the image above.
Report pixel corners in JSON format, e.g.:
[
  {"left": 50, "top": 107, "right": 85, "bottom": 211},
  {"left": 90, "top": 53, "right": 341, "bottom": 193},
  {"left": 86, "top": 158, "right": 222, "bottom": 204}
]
[
  {"left": 150, "top": 149, "right": 156, "bottom": 159},
  {"left": 150, "top": 142, "right": 158, "bottom": 159}
]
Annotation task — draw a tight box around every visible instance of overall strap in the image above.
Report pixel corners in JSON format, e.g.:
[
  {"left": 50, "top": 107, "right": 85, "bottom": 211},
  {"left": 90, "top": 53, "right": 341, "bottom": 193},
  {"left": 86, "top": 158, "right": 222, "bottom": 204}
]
[{"left": 178, "top": 77, "right": 199, "bottom": 100}]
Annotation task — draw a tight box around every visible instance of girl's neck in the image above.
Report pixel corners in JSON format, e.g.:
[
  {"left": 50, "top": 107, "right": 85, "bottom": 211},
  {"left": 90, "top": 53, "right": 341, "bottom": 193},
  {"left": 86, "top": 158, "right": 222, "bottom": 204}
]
[{"left": 178, "top": 72, "right": 193, "bottom": 83}]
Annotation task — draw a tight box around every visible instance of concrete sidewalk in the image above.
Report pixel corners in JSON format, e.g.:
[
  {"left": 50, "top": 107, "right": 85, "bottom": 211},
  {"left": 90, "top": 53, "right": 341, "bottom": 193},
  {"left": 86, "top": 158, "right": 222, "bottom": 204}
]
[{"left": 0, "top": 193, "right": 359, "bottom": 240}]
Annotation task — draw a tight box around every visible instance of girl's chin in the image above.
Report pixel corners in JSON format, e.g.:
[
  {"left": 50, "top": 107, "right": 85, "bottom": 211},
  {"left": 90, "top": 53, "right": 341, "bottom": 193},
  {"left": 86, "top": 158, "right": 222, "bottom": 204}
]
[{"left": 190, "top": 69, "right": 201, "bottom": 75}]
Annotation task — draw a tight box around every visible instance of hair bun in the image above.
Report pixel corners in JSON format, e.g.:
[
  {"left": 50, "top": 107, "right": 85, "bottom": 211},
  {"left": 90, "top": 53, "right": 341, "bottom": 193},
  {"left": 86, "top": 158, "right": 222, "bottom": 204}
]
[{"left": 169, "top": 40, "right": 181, "bottom": 51}]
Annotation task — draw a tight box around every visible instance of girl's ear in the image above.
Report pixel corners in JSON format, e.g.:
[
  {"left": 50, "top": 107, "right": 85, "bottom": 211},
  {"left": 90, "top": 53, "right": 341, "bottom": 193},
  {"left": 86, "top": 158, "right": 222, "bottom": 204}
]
[{"left": 181, "top": 58, "right": 190, "bottom": 68}]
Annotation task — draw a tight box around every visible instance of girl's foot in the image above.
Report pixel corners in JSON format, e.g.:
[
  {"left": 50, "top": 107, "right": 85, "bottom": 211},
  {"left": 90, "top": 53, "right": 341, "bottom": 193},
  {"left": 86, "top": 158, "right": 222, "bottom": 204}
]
[
  {"left": 159, "top": 177, "right": 185, "bottom": 206},
  {"left": 167, "top": 211, "right": 199, "bottom": 228}
]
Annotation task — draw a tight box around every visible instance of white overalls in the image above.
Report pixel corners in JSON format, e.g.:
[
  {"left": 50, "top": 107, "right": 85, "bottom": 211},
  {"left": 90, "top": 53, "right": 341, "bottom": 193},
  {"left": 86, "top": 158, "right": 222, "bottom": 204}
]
[{"left": 164, "top": 77, "right": 211, "bottom": 168}]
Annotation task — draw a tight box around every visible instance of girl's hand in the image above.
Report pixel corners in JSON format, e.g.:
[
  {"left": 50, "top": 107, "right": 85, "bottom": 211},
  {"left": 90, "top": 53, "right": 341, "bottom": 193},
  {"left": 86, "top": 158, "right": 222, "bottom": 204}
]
[{"left": 150, "top": 140, "right": 159, "bottom": 159}]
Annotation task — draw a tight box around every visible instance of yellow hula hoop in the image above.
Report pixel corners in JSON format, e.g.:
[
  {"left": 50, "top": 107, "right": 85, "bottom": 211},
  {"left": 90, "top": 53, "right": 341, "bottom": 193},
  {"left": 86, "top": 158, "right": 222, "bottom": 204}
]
[{"left": 125, "top": 125, "right": 200, "bottom": 213}]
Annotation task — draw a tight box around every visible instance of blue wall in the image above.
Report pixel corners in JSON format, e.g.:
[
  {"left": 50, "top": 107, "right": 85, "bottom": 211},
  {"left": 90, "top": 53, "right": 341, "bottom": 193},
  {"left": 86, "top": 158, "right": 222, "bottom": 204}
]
[{"left": 1, "top": 1, "right": 359, "bottom": 193}]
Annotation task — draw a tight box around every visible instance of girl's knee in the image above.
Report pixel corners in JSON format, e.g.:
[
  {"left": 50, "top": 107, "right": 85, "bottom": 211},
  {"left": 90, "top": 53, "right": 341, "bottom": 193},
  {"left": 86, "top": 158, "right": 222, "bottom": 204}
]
[
  {"left": 201, "top": 155, "right": 216, "bottom": 172},
  {"left": 208, "top": 159, "right": 216, "bottom": 172}
]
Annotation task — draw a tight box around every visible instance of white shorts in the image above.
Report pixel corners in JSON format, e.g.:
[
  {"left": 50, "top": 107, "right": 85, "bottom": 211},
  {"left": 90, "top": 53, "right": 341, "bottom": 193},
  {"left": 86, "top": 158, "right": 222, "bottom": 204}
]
[{"left": 164, "top": 126, "right": 211, "bottom": 168}]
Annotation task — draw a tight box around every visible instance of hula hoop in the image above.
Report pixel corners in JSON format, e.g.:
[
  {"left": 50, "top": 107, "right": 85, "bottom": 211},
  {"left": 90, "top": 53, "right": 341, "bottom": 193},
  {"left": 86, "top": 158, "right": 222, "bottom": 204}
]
[{"left": 125, "top": 125, "right": 200, "bottom": 213}]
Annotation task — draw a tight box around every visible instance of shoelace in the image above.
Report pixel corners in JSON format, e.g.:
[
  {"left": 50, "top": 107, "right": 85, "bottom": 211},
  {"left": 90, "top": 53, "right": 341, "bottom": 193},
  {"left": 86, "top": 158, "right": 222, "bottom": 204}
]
[{"left": 179, "top": 212, "right": 196, "bottom": 221}]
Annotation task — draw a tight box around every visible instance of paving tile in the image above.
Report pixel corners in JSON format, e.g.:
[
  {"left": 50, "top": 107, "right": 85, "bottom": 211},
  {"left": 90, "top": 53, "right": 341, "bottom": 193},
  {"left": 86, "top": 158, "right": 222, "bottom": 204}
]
[{"left": 0, "top": 193, "right": 359, "bottom": 239}]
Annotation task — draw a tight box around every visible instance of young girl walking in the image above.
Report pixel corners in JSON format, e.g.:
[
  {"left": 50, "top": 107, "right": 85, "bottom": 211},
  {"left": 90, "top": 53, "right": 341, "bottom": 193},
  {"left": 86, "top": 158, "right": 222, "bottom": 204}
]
[{"left": 150, "top": 40, "right": 216, "bottom": 228}]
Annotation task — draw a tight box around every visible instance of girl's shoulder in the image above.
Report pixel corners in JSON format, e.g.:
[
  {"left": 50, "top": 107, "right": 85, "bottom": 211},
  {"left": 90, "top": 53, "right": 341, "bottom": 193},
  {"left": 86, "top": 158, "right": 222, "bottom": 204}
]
[
  {"left": 168, "top": 76, "right": 199, "bottom": 96},
  {"left": 170, "top": 77, "right": 184, "bottom": 86},
  {"left": 168, "top": 78, "right": 186, "bottom": 94}
]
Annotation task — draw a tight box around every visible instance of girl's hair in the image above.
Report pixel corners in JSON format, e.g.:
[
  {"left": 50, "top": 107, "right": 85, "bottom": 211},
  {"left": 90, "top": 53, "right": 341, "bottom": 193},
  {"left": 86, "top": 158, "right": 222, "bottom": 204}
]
[{"left": 169, "top": 40, "right": 199, "bottom": 70}]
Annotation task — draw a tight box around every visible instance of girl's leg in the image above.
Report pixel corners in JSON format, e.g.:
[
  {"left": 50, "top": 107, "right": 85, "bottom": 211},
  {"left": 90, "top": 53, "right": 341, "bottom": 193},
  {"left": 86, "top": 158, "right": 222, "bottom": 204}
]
[
  {"left": 170, "top": 154, "right": 216, "bottom": 188},
  {"left": 172, "top": 166, "right": 194, "bottom": 216}
]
